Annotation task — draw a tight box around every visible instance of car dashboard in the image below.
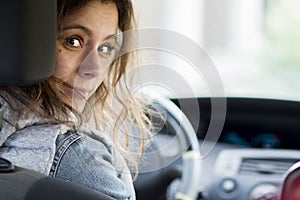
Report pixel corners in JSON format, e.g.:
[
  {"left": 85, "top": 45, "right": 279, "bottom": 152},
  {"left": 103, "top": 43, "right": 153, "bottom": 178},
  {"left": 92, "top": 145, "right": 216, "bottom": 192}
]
[{"left": 135, "top": 97, "right": 300, "bottom": 200}]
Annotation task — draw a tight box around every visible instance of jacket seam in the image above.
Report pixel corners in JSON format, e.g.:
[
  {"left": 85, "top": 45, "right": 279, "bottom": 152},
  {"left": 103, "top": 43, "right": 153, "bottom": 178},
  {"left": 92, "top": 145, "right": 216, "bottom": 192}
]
[{"left": 49, "top": 133, "right": 82, "bottom": 177}]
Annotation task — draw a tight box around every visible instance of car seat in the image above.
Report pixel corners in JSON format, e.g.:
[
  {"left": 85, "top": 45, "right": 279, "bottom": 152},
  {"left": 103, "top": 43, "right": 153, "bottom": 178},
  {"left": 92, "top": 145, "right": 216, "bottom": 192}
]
[{"left": 0, "top": 1, "right": 113, "bottom": 199}]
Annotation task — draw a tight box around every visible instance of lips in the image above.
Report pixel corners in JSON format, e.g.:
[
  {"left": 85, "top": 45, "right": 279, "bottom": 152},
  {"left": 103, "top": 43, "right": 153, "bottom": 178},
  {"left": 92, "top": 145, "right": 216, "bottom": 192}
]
[
  {"left": 63, "top": 83, "right": 91, "bottom": 100},
  {"left": 72, "top": 87, "right": 90, "bottom": 99}
]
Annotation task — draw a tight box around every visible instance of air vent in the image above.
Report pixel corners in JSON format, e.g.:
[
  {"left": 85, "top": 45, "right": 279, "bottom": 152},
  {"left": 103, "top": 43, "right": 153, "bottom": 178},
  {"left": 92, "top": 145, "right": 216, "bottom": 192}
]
[{"left": 239, "top": 158, "right": 298, "bottom": 176}]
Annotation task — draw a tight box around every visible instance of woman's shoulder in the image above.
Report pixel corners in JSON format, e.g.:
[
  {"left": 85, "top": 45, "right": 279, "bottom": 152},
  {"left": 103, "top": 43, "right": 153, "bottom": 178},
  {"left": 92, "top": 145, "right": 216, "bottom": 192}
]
[
  {"left": 56, "top": 131, "right": 114, "bottom": 164},
  {"left": 52, "top": 131, "right": 134, "bottom": 199}
]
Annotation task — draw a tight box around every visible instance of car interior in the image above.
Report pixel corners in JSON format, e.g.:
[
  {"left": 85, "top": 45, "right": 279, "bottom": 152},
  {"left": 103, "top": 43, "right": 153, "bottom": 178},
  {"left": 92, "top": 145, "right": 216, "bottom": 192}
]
[{"left": 1, "top": 1, "right": 300, "bottom": 200}]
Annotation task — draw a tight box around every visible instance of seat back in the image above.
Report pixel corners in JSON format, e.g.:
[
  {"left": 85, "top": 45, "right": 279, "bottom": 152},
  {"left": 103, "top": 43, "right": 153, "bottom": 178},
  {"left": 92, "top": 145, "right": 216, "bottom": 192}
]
[
  {"left": 280, "top": 161, "right": 300, "bottom": 200},
  {"left": 0, "top": 158, "right": 114, "bottom": 200},
  {"left": 0, "top": 0, "right": 56, "bottom": 85}
]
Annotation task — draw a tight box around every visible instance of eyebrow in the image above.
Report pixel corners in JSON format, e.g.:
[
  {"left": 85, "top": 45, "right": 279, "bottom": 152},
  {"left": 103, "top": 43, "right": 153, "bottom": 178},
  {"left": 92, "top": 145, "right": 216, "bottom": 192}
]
[{"left": 63, "top": 25, "right": 92, "bottom": 36}]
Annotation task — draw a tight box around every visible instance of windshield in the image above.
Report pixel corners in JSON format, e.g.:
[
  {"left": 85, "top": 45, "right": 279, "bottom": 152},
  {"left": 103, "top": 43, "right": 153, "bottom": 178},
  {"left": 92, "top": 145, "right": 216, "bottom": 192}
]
[{"left": 134, "top": 0, "right": 300, "bottom": 101}]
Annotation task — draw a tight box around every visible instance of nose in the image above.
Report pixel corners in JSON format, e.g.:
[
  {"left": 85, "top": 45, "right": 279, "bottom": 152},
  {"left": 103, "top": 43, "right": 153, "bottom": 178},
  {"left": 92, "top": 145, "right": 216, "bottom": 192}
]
[{"left": 78, "top": 49, "right": 102, "bottom": 79}]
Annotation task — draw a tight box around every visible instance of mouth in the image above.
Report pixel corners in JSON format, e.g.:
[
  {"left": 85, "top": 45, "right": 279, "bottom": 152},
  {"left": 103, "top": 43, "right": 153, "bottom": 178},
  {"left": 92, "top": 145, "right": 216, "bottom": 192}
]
[
  {"left": 64, "top": 83, "right": 91, "bottom": 100},
  {"left": 72, "top": 87, "right": 92, "bottom": 100}
]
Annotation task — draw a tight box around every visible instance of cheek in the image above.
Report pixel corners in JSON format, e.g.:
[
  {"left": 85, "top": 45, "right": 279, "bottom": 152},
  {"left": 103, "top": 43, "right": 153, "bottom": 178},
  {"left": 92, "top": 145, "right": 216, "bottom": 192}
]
[
  {"left": 54, "top": 48, "right": 77, "bottom": 79},
  {"left": 54, "top": 49, "right": 63, "bottom": 75},
  {"left": 98, "top": 64, "right": 111, "bottom": 82},
  {"left": 91, "top": 67, "right": 110, "bottom": 92},
  {"left": 103, "top": 65, "right": 110, "bottom": 78}
]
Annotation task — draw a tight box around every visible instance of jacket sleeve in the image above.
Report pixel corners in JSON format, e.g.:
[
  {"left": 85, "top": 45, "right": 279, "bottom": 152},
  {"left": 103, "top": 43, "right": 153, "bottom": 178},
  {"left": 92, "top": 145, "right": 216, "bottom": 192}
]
[{"left": 50, "top": 134, "right": 133, "bottom": 200}]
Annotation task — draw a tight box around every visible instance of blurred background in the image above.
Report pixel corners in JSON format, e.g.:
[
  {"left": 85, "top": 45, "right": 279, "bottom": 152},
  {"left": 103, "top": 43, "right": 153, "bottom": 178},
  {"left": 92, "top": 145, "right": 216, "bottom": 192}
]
[{"left": 133, "top": 0, "right": 300, "bottom": 101}]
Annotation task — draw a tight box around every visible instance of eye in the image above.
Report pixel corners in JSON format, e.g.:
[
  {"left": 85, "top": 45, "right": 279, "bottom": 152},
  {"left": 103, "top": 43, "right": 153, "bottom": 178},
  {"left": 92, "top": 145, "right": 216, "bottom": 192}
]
[
  {"left": 65, "top": 37, "right": 82, "bottom": 48},
  {"left": 98, "top": 44, "right": 116, "bottom": 58}
]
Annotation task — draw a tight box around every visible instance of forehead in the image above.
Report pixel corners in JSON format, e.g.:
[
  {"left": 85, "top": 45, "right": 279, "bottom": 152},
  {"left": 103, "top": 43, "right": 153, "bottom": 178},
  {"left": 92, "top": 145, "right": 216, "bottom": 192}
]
[{"left": 61, "top": 1, "right": 119, "bottom": 36}]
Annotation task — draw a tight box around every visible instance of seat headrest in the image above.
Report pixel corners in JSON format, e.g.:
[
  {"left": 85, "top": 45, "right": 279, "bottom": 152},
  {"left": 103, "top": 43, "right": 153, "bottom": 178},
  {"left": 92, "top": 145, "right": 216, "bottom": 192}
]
[{"left": 0, "top": 1, "right": 56, "bottom": 85}]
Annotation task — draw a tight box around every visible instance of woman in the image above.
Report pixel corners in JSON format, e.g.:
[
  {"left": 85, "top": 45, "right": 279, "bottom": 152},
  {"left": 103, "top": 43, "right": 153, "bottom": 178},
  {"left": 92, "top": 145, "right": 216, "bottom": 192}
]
[{"left": 0, "top": 0, "right": 153, "bottom": 199}]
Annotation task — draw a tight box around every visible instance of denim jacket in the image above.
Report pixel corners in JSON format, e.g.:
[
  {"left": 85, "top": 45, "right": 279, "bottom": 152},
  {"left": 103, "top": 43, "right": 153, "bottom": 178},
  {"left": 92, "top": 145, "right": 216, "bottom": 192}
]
[
  {"left": 0, "top": 90, "right": 135, "bottom": 199},
  {"left": 50, "top": 131, "right": 134, "bottom": 199}
]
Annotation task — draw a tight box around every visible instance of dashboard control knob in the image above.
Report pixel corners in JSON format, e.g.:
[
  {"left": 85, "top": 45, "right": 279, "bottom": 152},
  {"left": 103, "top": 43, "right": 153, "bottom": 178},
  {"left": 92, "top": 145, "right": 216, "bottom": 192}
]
[
  {"left": 249, "top": 183, "right": 278, "bottom": 200},
  {"left": 221, "top": 178, "right": 236, "bottom": 193}
]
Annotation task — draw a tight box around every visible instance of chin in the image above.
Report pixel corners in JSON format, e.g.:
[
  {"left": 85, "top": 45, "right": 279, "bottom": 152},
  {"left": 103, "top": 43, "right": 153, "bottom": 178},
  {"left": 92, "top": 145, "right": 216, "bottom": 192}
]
[{"left": 70, "top": 98, "right": 86, "bottom": 113}]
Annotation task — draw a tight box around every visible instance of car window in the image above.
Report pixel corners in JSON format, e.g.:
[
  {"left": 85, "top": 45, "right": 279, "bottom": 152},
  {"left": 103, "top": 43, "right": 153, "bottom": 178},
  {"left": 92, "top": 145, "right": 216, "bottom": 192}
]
[{"left": 134, "top": 0, "right": 300, "bottom": 101}]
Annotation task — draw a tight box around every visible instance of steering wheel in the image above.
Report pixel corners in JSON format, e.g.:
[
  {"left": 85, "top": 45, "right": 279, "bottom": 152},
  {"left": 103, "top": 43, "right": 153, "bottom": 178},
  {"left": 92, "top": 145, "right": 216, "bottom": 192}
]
[{"left": 134, "top": 96, "right": 202, "bottom": 200}]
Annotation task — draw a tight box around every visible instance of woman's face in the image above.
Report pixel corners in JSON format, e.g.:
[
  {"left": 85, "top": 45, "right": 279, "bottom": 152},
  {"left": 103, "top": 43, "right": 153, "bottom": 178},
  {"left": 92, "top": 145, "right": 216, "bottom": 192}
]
[{"left": 54, "top": 1, "right": 119, "bottom": 112}]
